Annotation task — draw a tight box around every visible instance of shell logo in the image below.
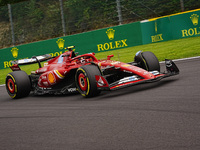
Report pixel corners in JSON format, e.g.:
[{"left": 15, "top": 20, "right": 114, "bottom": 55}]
[{"left": 48, "top": 72, "right": 56, "bottom": 84}]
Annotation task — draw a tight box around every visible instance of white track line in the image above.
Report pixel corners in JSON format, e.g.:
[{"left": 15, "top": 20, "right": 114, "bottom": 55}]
[
  {"left": 160, "top": 56, "right": 200, "bottom": 63},
  {"left": 0, "top": 56, "right": 200, "bottom": 87}
]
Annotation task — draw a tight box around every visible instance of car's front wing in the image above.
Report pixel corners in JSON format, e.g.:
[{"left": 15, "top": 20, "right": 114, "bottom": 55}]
[{"left": 95, "top": 59, "right": 179, "bottom": 91}]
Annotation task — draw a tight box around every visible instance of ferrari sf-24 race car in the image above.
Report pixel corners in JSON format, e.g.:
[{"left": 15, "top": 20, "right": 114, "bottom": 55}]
[{"left": 6, "top": 46, "right": 179, "bottom": 99}]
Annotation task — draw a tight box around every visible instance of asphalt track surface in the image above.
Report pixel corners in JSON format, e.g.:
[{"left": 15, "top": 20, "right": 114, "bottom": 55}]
[{"left": 0, "top": 58, "right": 200, "bottom": 150}]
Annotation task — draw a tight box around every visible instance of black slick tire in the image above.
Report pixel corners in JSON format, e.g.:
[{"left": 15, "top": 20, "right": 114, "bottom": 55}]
[
  {"left": 6, "top": 71, "right": 31, "bottom": 99},
  {"left": 75, "top": 65, "right": 101, "bottom": 97},
  {"left": 135, "top": 51, "right": 160, "bottom": 72}
]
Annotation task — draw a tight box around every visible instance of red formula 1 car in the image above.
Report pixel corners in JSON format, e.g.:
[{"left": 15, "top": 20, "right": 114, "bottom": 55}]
[{"left": 6, "top": 46, "right": 179, "bottom": 99}]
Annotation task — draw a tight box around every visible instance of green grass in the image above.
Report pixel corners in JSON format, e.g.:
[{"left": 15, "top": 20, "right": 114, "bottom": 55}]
[
  {"left": 95, "top": 36, "right": 200, "bottom": 62},
  {"left": 1, "top": 36, "right": 200, "bottom": 85}
]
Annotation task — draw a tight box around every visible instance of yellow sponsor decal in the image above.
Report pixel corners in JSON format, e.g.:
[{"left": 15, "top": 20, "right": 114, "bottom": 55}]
[
  {"left": 56, "top": 38, "right": 65, "bottom": 49},
  {"left": 151, "top": 34, "right": 163, "bottom": 43},
  {"left": 123, "top": 64, "right": 131, "bottom": 67},
  {"left": 97, "top": 39, "right": 128, "bottom": 51},
  {"left": 190, "top": 14, "right": 199, "bottom": 26},
  {"left": 11, "top": 47, "right": 19, "bottom": 58},
  {"left": 182, "top": 27, "right": 200, "bottom": 37},
  {"left": 106, "top": 28, "right": 115, "bottom": 40},
  {"left": 4, "top": 61, "right": 13, "bottom": 68},
  {"left": 155, "top": 21, "right": 158, "bottom": 33},
  {"left": 181, "top": 14, "right": 200, "bottom": 38},
  {"left": 97, "top": 28, "right": 128, "bottom": 52},
  {"left": 150, "top": 20, "right": 164, "bottom": 43}
]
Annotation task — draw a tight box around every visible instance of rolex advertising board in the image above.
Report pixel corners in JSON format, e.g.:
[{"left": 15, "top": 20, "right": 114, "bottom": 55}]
[
  {"left": 170, "top": 12, "right": 200, "bottom": 39},
  {"left": 0, "top": 22, "right": 142, "bottom": 69},
  {"left": 141, "top": 17, "right": 172, "bottom": 44},
  {"left": 140, "top": 9, "right": 200, "bottom": 45},
  {"left": 95, "top": 22, "right": 142, "bottom": 52}
]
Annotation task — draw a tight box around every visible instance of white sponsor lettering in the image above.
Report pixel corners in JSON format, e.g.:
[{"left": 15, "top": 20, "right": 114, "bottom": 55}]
[{"left": 68, "top": 88, "right": 77, "bottom": 92}]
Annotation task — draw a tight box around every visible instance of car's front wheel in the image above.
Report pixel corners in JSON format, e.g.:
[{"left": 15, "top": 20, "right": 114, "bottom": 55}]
[
  {"left": 134, "top": 51, "right": 160, "bottom": 72},
  {"left": 75, "top": 65, "right": 101, "bottom": 97}
]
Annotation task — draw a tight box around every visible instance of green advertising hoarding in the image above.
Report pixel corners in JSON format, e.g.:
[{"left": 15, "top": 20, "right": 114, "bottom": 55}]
[
  {"left": 141, "top": 17, "right": 172, "bottom": 44},
  {"left": 141, "top": 9, "right": 200, "bottom": 45},
  {"left": 170, "top": 11, "right": 200, "bottom": 39},
  {"left": 0, "top": 22, "right": 142, "bottom": 69}
]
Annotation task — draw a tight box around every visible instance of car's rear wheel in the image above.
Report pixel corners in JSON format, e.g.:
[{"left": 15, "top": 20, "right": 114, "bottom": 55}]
[
  {"left": 134, "top": 51, "right": 160, "bottom": 72},
  {"left": 75, "top": 65, "right": 101, "bottom": 97},
  {"left": 6, "top": 71, "right": 31, "bottom": 99}
]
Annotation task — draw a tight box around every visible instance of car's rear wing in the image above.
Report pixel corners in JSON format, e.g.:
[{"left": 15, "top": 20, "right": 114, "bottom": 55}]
[
  {"left": 11, "top": 54, "right": 52, "bottom": 66},
  {"left": 10, "top": 54, "right": 53, "bottom": 71}
]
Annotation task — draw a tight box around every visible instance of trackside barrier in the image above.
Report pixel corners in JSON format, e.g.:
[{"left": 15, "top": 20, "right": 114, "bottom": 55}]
[
  {"left": 141, "top": 8, "right": 200, "bottom": 44},
  {"left": 0, "top": 8, "right": 200, "bottom": 70}
]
